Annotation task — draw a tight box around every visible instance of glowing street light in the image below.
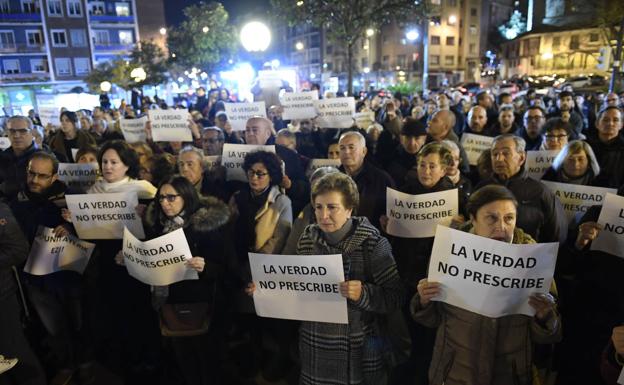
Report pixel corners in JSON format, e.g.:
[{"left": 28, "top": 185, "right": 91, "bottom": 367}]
[
  {"left": 159, "top": 27, "right": 166, "bottom": 35},
  {"left": 240, "top": 21, "right": 271, "bottom": 52},
  {"left": 406, "top": 29, "right": 419, "bottom": 41},
  {"left": 295, "top": 41, "right": 304, "bottom": 50},
  {"left": 448, "top": 15, "right": 457, "bottom": 25},
  {"left": 202, "top": 26, "right": 209, "bottom": 33},
  {"left": 366, "top": 28, "right": 375, "bottom": 37},
  {"left": 363, "top": 67, "right": 370, "bottom": 73},
  {"left": 130, "top": 67, "right": 146, "bottom": 82},
  {"left": 100, "top": 81, "right": 112, "bottom": 92}
]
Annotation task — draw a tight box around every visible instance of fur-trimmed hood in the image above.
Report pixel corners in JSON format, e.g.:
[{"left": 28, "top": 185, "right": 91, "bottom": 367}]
[{"left": 145, "top": 195, "right": 230, "bottom": 235}]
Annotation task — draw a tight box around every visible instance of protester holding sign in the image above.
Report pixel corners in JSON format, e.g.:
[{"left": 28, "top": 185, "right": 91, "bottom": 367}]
[
  {"left": 412, "top": 185, "right": 561, "bottom": 385},
  {"left": 139, "top": 176, "right": 230, "bottom": 385},
  {"left": 292, "top": 172, "right": 403, "bottom": 385},
  {"left": 542, "top": 140, "right": 601, "bottom": 185},
  {"left": 48, "top": 111, "right": 96, "bottom": 163}
]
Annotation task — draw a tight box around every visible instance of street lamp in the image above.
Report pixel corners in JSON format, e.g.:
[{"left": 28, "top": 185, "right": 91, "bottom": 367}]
[
  {"left": 240, "top": 21, "right": 271, "bottom": 52},
  {"left": 406, "top": 29, "right": 419, "bottom": 41},
  {"left": 448, "top": 15, "right": 457, "bottom": 25},
  {"left": 405, "top": 27, "right": 428, "bottom": 93},
  {"left": 159, "top": 27, "right": 166, "bottom": 35},
  {"left": 202, "top": 26, "right": 209, "bottom": 33},
  {"left": 130, "top": 67, "right": 147, "bottom": 82},
  {"left": 366, "top": 28, "right": 375, "bottom": 37},
  {"left": 295, "top": 41, "right": 304, "bottom": 50},
  {"left": 100, "top": 81, "right": 112, "bottom": 92}
]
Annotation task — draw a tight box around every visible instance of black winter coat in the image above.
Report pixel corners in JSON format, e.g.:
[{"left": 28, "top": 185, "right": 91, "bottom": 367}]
[
  {"left": 0, "top": 202, "right": 29, "bottom": 300},
  {"left": 587, "top": 133, "right": 624, "bottom": 189}
]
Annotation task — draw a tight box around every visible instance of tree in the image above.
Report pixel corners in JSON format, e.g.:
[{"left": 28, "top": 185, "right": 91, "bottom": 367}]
[
  {"left": 84, "top": 40, "right": 168, "bottom": 92},
  {"left": 596, "top": 0, "right": 624, "bottom": 91},
  {"left": 166, "top": 2, "right": 238, "bottom": 73},
  {"left": 271, "top": 0, "right": 431, "bottom": 95}
]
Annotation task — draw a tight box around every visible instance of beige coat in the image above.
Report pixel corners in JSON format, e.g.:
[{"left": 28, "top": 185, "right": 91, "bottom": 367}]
[{"left": 254, "top": 185, "right": 292, "bottom": 253}]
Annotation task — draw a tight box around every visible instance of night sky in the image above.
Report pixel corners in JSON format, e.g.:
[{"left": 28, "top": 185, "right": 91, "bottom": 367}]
[{"left": 164, "top": 0, "right": 272, "bottom": 27}]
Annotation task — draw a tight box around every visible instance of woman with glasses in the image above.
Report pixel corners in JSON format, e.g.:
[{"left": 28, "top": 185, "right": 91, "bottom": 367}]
[
  {"left": 542, "top": 140, "right": 601, "bottom": 185},
  {"left": 229, "top": 150, "right": 292, "bottom": 381},
  {"left": 123, "top": 175, "right": 229, "bottom": 385}
]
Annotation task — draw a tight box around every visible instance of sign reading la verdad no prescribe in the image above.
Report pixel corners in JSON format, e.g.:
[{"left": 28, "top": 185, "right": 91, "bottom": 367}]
[
  {"left": 428, "top": 225, "right": 558, "bottom": 318},
  {"left": 249, "top": 253, "right": 347, "bottom": 324},
  {"left": 591, "top": 193, "right": 624, "bottom": 259}
]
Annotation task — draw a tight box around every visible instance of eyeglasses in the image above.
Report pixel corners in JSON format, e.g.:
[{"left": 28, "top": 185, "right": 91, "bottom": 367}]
[
  {"left": 247, "top": 170, "right": 268, "bottom": 179},
  {"left": 525, "top": 116, "right": 544, "bottom": 121},
  {"left": 545, "top": 134, "right": 568, "bottom": 141},
  {"left": 8, "top": 128, "right": 31, "bottom": 136},
  {"left": 158, "top": 194, "right": 180, "bottom": 202},
  {"left": 27, "top": 170, "right": 53, "bottom": 180}
]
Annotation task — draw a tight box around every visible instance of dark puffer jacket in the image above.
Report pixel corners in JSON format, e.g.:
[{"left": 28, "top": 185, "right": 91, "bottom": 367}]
[{"left": 0, "top": 202, "right": 29, "bottom": 301}]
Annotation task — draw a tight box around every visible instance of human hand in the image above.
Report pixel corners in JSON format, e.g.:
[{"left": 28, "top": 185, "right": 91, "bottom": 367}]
[
  {"left": 529, "top": 293, "right": 556, "bottom": 321},
  {"left": 145, "top": 121, "right": 153, "bottom": 141},
  {"left": 135, "top": 204, "right": 146, "bottom": 219},
  {"left": 417, "top": 278, "right": 441, "bottom": 307},
  {"left": 61, "top": 208, "right": 72, "bottom": 223},
  {"left": 612, "top": 325, "right": 624, "bottom": 355},
  {"left": 379, "top": 215, "right": 389, "bottom": 232},
  {"left": 281, "top": 174, "right": 292, "bottom": 190},
  {"left": 575, "top": 221, "right": 602, "bottom": 249},
  {"left": 114, "top": 250, "right": 125, "bottom": 266},
  {"left": 339, "top": 280, "right": 362, "bottom": 301},
  {"left": 188, "top": 118, "right": 201, "bottom": 139},
  {"left": 245, "top": 282, "right": 256, "bottom": 296},
  {"left": 186, "top": 257, "right": 205, "bottom": 272},
  {"left": 53, "top": 224, "right": 70, "bottom": 237}
]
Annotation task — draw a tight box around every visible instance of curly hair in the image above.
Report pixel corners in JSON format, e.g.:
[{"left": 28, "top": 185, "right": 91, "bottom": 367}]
[
  {"left": 242, "top": 150, "right": 283, "bottom": 187},
  {"left": 311, "top": 172, "right": 359, "bottom": 213},
  {"left": 417, "top": 142, "right": 454, "bottom": 167},
  {"left": 97, "top": 140, "right": 140, "bottom": 179}
]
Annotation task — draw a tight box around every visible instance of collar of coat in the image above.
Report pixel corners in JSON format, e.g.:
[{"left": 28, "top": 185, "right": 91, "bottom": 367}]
[{"left": 145, "top": 195, "right": 230, "bottom": 234}]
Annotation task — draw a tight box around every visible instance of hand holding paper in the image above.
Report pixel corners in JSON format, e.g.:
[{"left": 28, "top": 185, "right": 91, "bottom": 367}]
[
  {"left": 339, "top": 280, "right": 362, "bottom": 301},
  {"left": 576, "top": 221, "right": 602, "bottom": 249},
  {"left": 185, "top": 257, "right": 205, "bottom": 272},
  {"left": 528, "top": 293, "right": 556, "bottom": 321},
  {"left": 417, "top": 278, "right": 441, "bottom": 307}
]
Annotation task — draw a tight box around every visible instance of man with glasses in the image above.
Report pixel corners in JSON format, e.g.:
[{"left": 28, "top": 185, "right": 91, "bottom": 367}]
[
  {"left": 201, "top": 126, "right": 225, "bottom": 156},
  {"left": 0, "top": 116, "right": 43, "bottom": 201},
  {"left": 516, "top": 106, "right": 546, "bottom": 151},
  {"left": 541, "top": 118, "right": 571, "bottom": 151}
]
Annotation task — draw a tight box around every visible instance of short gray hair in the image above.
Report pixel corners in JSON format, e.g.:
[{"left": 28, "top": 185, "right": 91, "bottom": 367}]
[
  {"left": 339, "top": 130, "right": 366, "bottom": 148},
  {"left": 440, "top": 139, "right": 460, "bottom": 154},
  {"left": 179, "top": 146, "right": 205, "bottom": 167},
  {"left": 7, "top": 115, "right": 33, "bottom": 130},
  {"left": 551, "top": 140, "right": 601, "bottom": 176},
  {"left": 492, "top": 133, "right": 526, "bottom": 153}
]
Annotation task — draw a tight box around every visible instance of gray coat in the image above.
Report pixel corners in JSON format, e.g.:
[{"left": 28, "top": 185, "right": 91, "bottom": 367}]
[{"left": 296, "top": 217, "right": 403, "bottom": 385}]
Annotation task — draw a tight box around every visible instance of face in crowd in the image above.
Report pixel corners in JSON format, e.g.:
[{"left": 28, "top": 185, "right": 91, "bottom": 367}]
[
  {"left": 597, "top": 108, "right": 622, "bottom": 143},
  {"left": 400, "top": 134, "right": 426, "bottom": 155},
  {"left": 557, "top": 95, "right": 574, "bottom": 112},
  {"left": 544, "top": 128, "right": 569, "bottom": 151},
  {"left": 60, "top": 114, "right": 78, "bottom": 139},
  {"left": 201, "top": 129, "right": 224, "bottom": 156},
  {"left": 491, "top": 137, "right": 526, "bottom": 181},
  {"left": 446, "top": 148, "right": 461, "bottom": 180},
  {"left": 101, "top": 149, "right": 129, "bottom": 183},
  {"left": 338, "top": 134, "right": 367, "bottom": 174},
  {"left": 327, "top": 143, "right": 340, "bottom": 160},
  {"left": 468, "top": 106, "right": 487, "bottom": 133},
  {"left": 563, "top": 149, "right": 589, "bottom": 178},
  {"left": 7, "top": 118, "right": 34, "bottom": 153},
  {"left": 247, "top": 162, "right": 271, "bottom": 194},
  {"left": 436, "top": 94, "right": 450, "bottom": 110},
  {"left": 523, "top": 109, "right": 545, "bottom": 139},
  {"left": 498, "top": 109, "right": 515, "bottom": 133},
  {"left": 427, "top": 110, "right": 452, "bottom": 141},
  {"left": 27, "top": 157, "right": 57, "bottom": 194},
  {"left": 178, "top": 151, "right": 204, "bottom": 186},
  {"left": 417, "top": 152, "right": 447, "bottom": 188},
  {"left": 158, "top": 184, "right": 184, "bottom": 218},
  {"left": 245, "top": 118, "right": 272, "bottom": 145},
  {"left": 314, "top": 190, "right": 353, "bottom": 233},
  {"left": 471, "top": 199, "right": 517, "bottom": 243}
]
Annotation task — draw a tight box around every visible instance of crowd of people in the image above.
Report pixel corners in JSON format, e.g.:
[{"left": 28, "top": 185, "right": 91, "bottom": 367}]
[{"left": 0, "top": 83, "right": 623, "bottom": 385}]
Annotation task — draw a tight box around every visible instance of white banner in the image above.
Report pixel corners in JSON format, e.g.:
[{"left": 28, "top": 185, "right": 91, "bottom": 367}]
[
  {"left": 70, "top": 148, "right": 78, "bottom": 162},
  {"left": 0, "top": 137, "right": 10, "bottom": 150},
  {"left": 354, "top": 111, "right": 375, "bottom": 129},
  {"left": 65, "top": 192, "right": 145, "bottom": 239},
  {"left": 224, "top": 102, "right": 267, "bottom": 132},
  {"left": 120, "top": 116, "right": 148, "bottom": 143},
  {"left": 24, "top": 226, "right": 95, "bottom": 275},
  {"left": 542, "top": 181, "right": 616, "bottom": 221},
  {"left": 460, "top": 133, "right": 494, "bottom": 166},
  {"left": 149, "top": 109, "right": 192, "bottom": 142},
  {"left": 205, "top": 155, "right": 222, "bottom": 170},
  {"left": 305, "top": 158, "right": 341, "bottom": 177},
  {"left": 428, "top": 225, "right": 558, "bottom": 318},
  {"left": 525, "top": 150, "right": 559, "bottom": 180},
  {"left": 314, "top": 98, "right": 355, "bottom": 129},
  {"left": 38, "top": 106, "right": 60, "bottom": 128},
  {"left": 386, "top": 188, "right": 458, "bottom": 238},
  {"left": 122, "top": 227, "right": 198, "bottom": 286},
  {"left": 249, "top": 253, "right": 347, "bottom": 324},
  {"left": 280, "top": 91, "right": 318, "bottom": 120},
  {"left": 591, "top": 193, "right": 624, "bottom": 258},
  {"left": 221, "top": 143, "right": 276, "bottom": 182},
  {"left": 57, "top": 163, "right": 99, "bottom": 191}
]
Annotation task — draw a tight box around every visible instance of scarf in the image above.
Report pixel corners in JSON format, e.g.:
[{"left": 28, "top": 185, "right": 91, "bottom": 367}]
[{"left": 88, "top": 176, "right": 156, "bottom": 199}]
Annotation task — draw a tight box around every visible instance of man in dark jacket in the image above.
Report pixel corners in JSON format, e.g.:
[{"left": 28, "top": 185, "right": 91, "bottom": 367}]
[
  {"left": 515, "top": 106, "right": 546, "bottom": 151},
  {"left": 587, "top": 106, "right": 624, "bottom": 188},
  {"left": 338, "top": 131, "right": 395, "bottom": 229},
  {"left": 0, "top": 200, "right": 46, "bottom": 385},
  {"left": 426, "top": 109, "right": 470, "bottom": 174},
  {"left": 476, "top": 134, "right": 566, "bottom": 243},
  {"left": 0, "top": 116, "right": 41, "bottom": 202},
  {"left": 385, "top": 118, "right": 427, "bottom": 187},
  {"left": 547, "top": 91, "right": 583, "bottom": 139}
]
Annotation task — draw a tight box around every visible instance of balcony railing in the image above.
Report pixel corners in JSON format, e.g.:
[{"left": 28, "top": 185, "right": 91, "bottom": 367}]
[
  {"left": 88, "top": 14, "right": 134, "bottom": 24},
  {"left": 0, "top": 12, "right": 42, "bottom": 22},
  {"left": 0, "top": 43, "right": 46, "bottom": 54},
  {"left": 0, "top": 71, "right": 50, "bottom": 83},
  {"left": 93, "top": 42, "right": 134, "bottom": 51}
]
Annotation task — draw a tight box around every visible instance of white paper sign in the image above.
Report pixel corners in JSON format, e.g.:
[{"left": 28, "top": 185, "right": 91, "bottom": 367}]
[
  {"left": 258, "top": 70, "right": 283, "bottom": 89},
  {"left": 120, "top": 116, "right": 148, "bottom": 143},
  {"left": 249, "top": 253, "right": 347, "bottom": 324},
  {"left": 24, "top": 226, "right": 95, "bottom": 275},
  {"left": 149, "top": 109, "right": 192, "bottom": 142},
  {"left": 66, "top": 192, "right": 145, "bottom": 239},
  {"left": 525, "top": 150, "right": 559, "bottom": 180},
  {"left": 305, "top": 158, "right": 341, "bottom": 177},
  {"left": 122, "top": 227, "right": 198, "bottom": 286},
  {"left": 428, "top": 225, "right": 558, "bottom": 318},
  {"left": 221, "top": 143, "right": 276, "bottom": 182},
  {"left": 618, "top": 366, "right": 624, "bottom": 384},
  {"left": 314, "top": 97, "right": 356, "bottom": 129},
  {"left": 386, "top": 188, "right": 458, "bottom": 238},
  {"left": 591, "top": 193, "right": 624, "bottom": 258},
  {"left": 354, "top": 111, "right": 375, "bottom": 129},
  {"left": 38, "top": 106, "right": 60, "bottom": 128},
  {"left": 224, "top": 102, "right": 267, "bottom": 132},
  {"left": 280, "top": 91, "right": 318, "bottom": 120},
  {"left": 205, "top": 155, "right": 222, "bottom": 170},
  {"left": 58, "top": 163, "right": 99, "bottom": 192},
  {"left": 542, "top": 181, "right": 616, "bottom": 221},
  {"left": 0, "top": 137, "right": 10, "bottom": 150},
  {"left": 460, "top": 133, "right": 495, "bottom": 166}
]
